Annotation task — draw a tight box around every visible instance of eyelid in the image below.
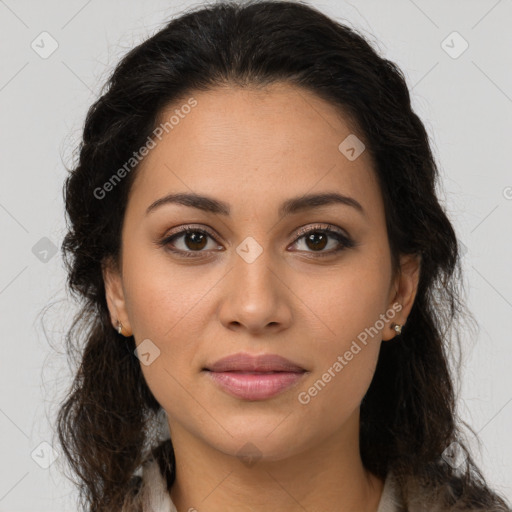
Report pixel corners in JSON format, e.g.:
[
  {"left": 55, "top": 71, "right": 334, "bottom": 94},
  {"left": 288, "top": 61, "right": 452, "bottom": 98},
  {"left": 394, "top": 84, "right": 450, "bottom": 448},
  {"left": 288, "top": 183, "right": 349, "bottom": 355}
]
[
  {"left": 292, "top": 223, "right": 347, "bottom": 239},
  {"left": 163, "top": 222, "right": 348, "bottom": 242},
  {"left": 164, "top": 223, "right": 219, "bottom": 241},
  {"left": 288, "top": 223, "right": 355, "bottom": 256},
  {"left": 158, "top": 222, "right": 354, "bottom": 256}
]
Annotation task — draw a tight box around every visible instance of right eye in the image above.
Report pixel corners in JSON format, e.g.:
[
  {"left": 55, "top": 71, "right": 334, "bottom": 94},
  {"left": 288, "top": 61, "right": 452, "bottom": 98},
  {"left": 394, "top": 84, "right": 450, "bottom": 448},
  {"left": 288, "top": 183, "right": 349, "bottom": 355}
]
[{"left": 159, "top": 226, "right": 224, "bottom": 258}]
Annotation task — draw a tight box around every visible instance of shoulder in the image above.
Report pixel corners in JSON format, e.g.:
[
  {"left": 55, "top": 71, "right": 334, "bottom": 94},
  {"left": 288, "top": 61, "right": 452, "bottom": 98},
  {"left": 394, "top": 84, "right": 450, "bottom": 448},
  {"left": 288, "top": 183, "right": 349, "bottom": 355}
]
[
  {"left": 386, "top": 470, "right": 512, "bottom": 512},
  {"left": 136, "top": 460, "right": 511, "bottom": 512},
  {"left": 140, "top": 457, "right": 177, "bottom": 512},
  {"left": 120, "top": 457, "right": 177, "bottom": 512}
]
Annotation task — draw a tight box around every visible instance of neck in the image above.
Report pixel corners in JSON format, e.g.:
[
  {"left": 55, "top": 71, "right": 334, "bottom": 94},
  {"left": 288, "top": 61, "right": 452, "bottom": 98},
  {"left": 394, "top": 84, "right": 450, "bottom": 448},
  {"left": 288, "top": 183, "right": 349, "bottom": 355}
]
[{"left": 167, "top": 411, "right": 385, "bottom": 512}]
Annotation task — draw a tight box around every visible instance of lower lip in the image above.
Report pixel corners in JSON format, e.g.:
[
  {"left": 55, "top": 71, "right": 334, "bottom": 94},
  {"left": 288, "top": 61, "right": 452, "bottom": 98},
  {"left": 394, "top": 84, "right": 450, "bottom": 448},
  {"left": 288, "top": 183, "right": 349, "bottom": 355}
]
[{"left": 205, "top": 371, "right": 306, "bottom": 400}]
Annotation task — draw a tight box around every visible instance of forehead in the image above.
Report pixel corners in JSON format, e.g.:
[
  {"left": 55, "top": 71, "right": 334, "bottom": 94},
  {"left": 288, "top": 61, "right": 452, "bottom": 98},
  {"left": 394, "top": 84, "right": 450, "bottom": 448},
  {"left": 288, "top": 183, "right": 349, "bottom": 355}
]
[{"left": 128, "top": 82, "right": 381, "bottom": 218}]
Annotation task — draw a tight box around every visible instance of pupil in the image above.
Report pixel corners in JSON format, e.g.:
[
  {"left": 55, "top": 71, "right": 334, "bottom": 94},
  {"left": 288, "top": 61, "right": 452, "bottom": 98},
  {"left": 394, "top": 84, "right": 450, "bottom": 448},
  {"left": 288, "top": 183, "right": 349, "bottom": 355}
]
[
  {"left": 186, "top": 232, "right": 207, "bottom": 250},
  {"left": 306, "top": 232, "right": 327, "bottom": 251}
]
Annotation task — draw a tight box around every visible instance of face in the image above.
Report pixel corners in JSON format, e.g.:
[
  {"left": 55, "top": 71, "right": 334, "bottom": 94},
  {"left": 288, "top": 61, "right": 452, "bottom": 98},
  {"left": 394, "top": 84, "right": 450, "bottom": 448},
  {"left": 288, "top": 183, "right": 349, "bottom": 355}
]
[{"left": 104, "top": 82, "right": 420, "bottom": 462}]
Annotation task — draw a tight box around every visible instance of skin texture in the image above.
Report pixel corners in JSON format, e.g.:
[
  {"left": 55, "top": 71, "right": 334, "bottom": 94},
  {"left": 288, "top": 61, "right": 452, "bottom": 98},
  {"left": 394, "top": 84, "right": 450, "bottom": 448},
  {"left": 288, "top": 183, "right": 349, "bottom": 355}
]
[{"left": 103, "top": 82, "right": 420, "bottom": 512}]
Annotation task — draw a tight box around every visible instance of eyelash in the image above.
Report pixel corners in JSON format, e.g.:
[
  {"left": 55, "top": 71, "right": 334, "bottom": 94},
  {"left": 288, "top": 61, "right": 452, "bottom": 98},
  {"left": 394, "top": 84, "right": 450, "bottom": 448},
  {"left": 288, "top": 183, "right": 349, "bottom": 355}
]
[{"left": 157, "top": 223, "right": 355, "bottom": 259}]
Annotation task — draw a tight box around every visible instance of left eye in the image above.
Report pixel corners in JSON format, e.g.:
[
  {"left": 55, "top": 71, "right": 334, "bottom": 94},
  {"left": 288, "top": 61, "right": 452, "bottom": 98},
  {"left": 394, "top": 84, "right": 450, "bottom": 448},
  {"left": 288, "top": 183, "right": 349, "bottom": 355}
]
[
  {"left": 291, "top": 227, "right": 353, "bottom": 255},
  {"left": 159, "top": 224, "right": 354, "bottom": 258}
]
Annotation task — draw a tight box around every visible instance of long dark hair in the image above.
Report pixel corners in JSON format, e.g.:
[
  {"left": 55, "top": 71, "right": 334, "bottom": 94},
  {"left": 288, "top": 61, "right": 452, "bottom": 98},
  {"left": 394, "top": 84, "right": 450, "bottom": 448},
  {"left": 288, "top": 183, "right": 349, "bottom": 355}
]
[{"left": 56, "top": 1, "right": 511, "bottom": 510}]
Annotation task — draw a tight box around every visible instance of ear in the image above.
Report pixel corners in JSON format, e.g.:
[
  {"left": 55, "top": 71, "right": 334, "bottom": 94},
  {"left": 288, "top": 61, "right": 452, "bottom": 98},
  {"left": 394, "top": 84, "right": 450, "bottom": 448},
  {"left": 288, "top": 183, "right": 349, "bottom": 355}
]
[
  {"left": 102, "top": 256, "right": 132, "bottom": 336},
  {"left": 382, "top": 253, "right": 421, "bottom": 341}
]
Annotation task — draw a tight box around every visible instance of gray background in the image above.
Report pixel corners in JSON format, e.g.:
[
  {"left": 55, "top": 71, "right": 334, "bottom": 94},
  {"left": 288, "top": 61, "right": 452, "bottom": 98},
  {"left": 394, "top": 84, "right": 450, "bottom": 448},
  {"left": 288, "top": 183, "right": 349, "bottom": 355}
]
[{"left": 0, "top": 0, "right": 511, "bottom": 510}]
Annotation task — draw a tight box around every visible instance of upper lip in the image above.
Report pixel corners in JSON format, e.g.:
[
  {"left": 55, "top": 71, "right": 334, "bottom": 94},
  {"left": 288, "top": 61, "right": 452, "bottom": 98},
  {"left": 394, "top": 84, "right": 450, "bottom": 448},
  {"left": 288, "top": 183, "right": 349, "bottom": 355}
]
[{"left": 204, "top": 352, "right": 306, "bottom": 373}]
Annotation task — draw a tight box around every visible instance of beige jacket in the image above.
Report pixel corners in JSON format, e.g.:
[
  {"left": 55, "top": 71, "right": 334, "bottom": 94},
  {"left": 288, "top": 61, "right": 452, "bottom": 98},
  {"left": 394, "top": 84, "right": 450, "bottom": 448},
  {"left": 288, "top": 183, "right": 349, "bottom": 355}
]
[{"left": 137, "top": 457, "right": 402, "bottom": 512}]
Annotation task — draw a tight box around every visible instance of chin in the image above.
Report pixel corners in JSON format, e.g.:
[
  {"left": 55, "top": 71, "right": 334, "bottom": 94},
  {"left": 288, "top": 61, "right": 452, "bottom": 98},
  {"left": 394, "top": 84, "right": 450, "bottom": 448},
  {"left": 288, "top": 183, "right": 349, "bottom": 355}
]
[{"left": 206, "top": 426, "right": 304, "bottom": 463}]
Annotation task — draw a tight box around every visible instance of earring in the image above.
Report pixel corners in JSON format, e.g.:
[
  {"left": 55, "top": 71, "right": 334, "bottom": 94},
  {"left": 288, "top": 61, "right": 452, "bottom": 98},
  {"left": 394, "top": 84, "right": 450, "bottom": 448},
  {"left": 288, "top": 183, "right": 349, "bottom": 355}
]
[
  {"left": 391, "top": 323, "right": 402, "bottom": 335},
  {"left": 117, "top": 320, "right": 123, "bottom": 335}
]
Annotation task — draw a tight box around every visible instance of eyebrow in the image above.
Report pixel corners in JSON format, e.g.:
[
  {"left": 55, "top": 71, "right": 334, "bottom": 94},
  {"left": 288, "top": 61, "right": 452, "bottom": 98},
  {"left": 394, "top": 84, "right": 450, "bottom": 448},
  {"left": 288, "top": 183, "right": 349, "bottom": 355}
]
[{"left": 145, "top": 191, "right": 365, "bottom": 218}]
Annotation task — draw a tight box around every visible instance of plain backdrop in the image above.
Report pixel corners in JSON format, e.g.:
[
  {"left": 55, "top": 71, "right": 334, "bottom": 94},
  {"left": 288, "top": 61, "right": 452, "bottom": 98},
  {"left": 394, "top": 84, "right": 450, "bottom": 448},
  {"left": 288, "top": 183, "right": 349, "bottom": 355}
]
[{"left": 0, "top": 0, "right": 511, "bottom": 510}]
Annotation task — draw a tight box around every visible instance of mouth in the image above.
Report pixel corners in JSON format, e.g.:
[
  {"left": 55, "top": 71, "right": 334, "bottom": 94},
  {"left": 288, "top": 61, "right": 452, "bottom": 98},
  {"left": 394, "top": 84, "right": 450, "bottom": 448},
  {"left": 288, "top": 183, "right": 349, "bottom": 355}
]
[{"left": 203, "top": 352, "right": 307, "bottom": 400}]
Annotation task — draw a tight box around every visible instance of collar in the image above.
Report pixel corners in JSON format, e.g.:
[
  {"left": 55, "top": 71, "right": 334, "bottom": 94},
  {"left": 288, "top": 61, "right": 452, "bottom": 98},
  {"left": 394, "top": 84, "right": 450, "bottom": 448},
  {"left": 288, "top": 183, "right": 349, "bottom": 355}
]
[{"left": 141, "top": 457, "right": 401, "bottom": 512}]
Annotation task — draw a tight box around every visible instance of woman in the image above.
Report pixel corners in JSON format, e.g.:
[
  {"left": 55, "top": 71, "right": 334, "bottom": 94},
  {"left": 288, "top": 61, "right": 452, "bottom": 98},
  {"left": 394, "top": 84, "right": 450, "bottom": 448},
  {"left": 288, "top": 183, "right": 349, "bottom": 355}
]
[{"left": 57, "top": 1, "right": 511, "bottom": 511}]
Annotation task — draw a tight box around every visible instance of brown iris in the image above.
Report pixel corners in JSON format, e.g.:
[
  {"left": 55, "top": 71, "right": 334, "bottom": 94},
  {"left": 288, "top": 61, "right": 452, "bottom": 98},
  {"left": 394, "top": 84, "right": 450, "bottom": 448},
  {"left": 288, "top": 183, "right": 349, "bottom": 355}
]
[
  {"left": 304, "top": 232, "right": 328, "bottom": 251},
  {"left": 184, "top": 231, "right": 208, "bottom": 251}
]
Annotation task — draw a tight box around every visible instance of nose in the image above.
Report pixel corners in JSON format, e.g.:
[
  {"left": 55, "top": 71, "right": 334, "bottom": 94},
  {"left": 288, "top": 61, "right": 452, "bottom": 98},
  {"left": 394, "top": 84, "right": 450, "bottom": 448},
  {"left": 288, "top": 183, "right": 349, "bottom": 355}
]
[{"left": 217, "top": 243, "right": 293, "bottom": 335}]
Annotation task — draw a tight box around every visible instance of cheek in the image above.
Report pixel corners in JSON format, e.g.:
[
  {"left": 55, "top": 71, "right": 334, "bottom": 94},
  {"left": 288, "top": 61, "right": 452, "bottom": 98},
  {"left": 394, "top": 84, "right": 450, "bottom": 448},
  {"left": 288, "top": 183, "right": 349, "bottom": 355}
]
[
  {"left": 126, "top": 267, "right": 208, "bottom": 419},
  {"left": 296, "top": 273, "right": 388, "bottom": 427},
  {"left": 307, "top": 253, "right": 392, "bottom": 346},
  {"left": 122, "top": 243, "right": 215, "bottom": 339},
  {"left": 296, "top": 342, "right": 380, "bottom": 440},
  {"left": 299, "top": 250, "right": 391, "bottom": 400},
  {"left": 121, "top": 251, "right": 213, "bottom": 398}
]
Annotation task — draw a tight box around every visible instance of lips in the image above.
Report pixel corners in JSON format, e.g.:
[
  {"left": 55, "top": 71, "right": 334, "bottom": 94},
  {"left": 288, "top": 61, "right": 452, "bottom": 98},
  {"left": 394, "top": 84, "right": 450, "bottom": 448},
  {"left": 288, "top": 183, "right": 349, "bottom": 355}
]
[
  {"left": 204, "top": 352, "right": 306, "bottom": 373},
  {"left": 203, "top": 353, "right": 307, "bottom": 400}
]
